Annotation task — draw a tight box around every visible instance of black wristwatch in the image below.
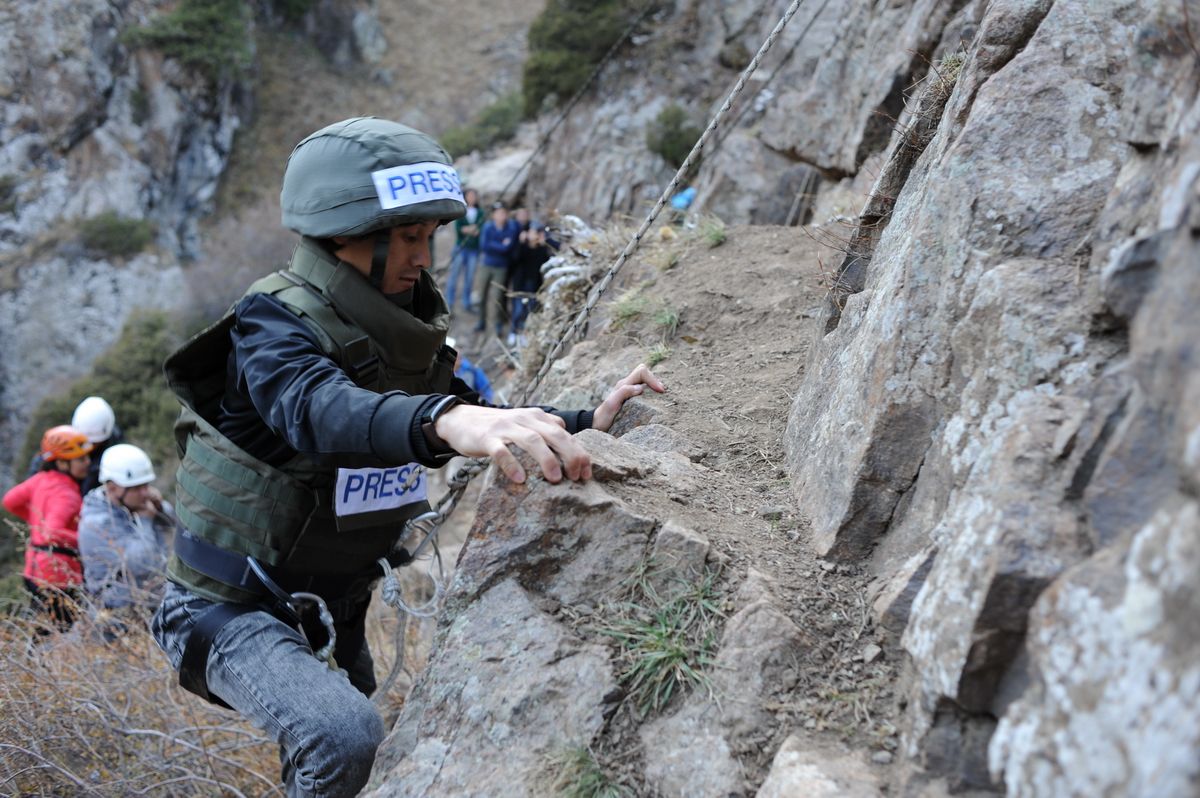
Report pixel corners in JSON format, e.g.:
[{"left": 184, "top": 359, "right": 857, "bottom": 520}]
[{"left": 420, "top": 395, "right": 465, "bottom": 460}]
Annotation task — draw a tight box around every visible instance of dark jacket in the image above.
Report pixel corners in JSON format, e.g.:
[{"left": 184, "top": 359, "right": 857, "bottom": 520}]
[
  {"left": 217, "top": 292, "right": 591, "bottom": 466},
  {"left": 454, "top": 206, "right": 484, "bottom": 251},
  {"left": 511, "top": 240, "right": 555, "bottom": 293},
  {"left": 479, "top": 219, "right": 521, "bottom": 269}
]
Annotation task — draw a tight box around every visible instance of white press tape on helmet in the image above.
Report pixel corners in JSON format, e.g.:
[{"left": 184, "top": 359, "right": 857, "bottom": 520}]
[{"left": 371, "top": 162, "right": 464, "bottom": 210}]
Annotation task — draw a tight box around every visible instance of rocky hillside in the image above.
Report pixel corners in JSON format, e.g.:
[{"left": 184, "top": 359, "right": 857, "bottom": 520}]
[
  {"left": 0, "top": 0, "right": 242, "bottom": 485},
  {"left": 1, "top": 0, "right": 1196, "bottom": 795},
  {"left": 372, "top": 0, "right": 1200, "bottom": 795},
  {"left": 0, "top": 0, "right": 541, "bottom": 485}
]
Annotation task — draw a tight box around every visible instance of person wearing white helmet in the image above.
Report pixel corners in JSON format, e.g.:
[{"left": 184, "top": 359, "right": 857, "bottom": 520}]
[
  {"left": 72, "top": 396, "right": 126, "bottom": 494},
  {"left": 27, "top": 396, "right": 127, "bottom": 493},
  {"left": 72, "top": 396, "right": 116, "bottom": 443},
  {"left": 78, "top": 444, "right": 176, "bottom": 624}
]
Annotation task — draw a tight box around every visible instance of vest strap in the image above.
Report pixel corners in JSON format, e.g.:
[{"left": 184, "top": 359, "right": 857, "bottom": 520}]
[
  {"left": 175, "top": 526, "right": 411, "bottom": 602},
  {"left": 269, "top": 272, "right": 382, "bottom": 388},
  {"left": 31, "top": 543, "right": 80, "bottom": 558}
]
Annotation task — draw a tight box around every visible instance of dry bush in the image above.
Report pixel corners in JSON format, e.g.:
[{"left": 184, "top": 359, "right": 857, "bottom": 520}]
[
  {"left": 186, "top": 200, "right": 296, "bottom": 324},
  {"left": 0, "top": 568, "right": 452, "bottom": 795},
  {"left": 0, "top": 611, "right": 280, "bottom": 796}
]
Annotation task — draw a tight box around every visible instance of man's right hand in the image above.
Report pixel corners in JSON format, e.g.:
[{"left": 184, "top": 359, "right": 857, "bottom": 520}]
[{"left": 434, "top": 405, "right": 591, "bottom": 484}]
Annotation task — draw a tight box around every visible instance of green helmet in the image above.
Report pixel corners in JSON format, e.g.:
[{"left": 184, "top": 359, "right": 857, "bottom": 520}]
[{"left": 280, "top": 117, "right": 466, "bottom": 238}]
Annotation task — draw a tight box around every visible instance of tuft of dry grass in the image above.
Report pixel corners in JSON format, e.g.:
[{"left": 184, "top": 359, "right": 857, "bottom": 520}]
[
  {"left": 0, "top": 612, "right": 280, "bottom": 796},
  {"left": 543, "top": 745, "right": 631, "bottom": 798},
  {"left": 593, "top": 565, "right": 724, "bottom": 718}
]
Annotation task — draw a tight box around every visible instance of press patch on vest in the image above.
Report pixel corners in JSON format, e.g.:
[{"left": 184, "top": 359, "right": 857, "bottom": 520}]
[
  {"left": 335, "top": 464, "right": 427, "bottom": 518},
  {"left": 371, "top": 162, "right": 464, "bottom": 210}
]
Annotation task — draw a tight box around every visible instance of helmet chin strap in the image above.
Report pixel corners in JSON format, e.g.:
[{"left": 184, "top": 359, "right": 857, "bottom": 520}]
[{"left": 369, "top": 231, "right": 390, "bottom": 290}]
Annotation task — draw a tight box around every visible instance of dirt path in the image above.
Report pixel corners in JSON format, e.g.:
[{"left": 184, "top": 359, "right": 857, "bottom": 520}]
[{"left": 436, "top": 223, "right": 903, "bottom": 788}]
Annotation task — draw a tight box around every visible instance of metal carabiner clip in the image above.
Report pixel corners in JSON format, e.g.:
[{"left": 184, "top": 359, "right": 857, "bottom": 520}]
[
  {"left": 401, "top": 510, "right": 442, "bottom": 561},
  {"left": 246, "top": 556, "right": 338, "bottom": 669}
]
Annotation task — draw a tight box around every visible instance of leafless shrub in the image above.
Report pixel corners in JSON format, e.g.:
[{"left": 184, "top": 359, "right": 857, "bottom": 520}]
[
  {"left": 185, "top": 202, "right": 296, "bottom": 324},
  {"left": 0, "top": 611, "right": 280, "bottom": 796}
]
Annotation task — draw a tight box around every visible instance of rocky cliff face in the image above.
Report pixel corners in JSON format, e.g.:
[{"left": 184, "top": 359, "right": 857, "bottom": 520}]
[
  {"left": 524, "top": 0, "right": 977, "bottom": 226},
  {"left": 783, "top": 0, "right": 1199, "bottom": 793},
  {"left": 388, "top": 0, "right": 1198, "bottom": 795},
  {"left": 0, "top": 0, "right": 247, "bottom": 483}
]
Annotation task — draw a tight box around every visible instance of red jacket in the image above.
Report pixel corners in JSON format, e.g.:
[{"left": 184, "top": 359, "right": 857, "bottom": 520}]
[{"left": 3, "top": 470, "right": 84, "bottom": 588}]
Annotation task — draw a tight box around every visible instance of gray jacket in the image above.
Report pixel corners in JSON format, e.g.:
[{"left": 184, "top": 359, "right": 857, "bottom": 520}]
[{"left": 78, "top": 488, "right": 175, "bottom": 609}]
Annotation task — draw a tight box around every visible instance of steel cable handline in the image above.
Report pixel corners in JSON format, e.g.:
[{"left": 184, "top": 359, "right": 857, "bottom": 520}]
[
  {"left": 704, "top": 0, "right": 834, "bottom": 166},
  {"left": 381, "top": 0, "right": 813, "bottom": 623},
  {"left": 518, "top": 0, "right": 813, "bottom": 405},
  {"left": 494, "top": 1, "right": 661, "bottom": 206}
]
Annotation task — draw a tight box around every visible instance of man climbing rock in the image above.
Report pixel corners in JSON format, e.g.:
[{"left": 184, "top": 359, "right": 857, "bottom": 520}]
[{"left": 150, "top": 117, "right": 663, "bottom": 798}]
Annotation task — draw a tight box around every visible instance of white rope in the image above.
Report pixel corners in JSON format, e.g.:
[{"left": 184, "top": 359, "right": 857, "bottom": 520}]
[{"left": 377, "top": 541, "right": 447, "bottom": 620}]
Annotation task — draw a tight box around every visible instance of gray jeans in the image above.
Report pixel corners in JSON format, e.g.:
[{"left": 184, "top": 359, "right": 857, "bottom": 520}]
[{"left": 152, "top": 582, "right": 385, "bottom": 798}]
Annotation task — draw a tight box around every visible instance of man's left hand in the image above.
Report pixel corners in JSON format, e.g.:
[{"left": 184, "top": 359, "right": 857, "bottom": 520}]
[{"left": 592, "top": 364, "right": 667, "bottom": 432}]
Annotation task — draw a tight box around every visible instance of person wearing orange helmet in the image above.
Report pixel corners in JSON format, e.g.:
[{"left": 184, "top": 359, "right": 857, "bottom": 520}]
[{"left": 3, "top": 425, "right": 94, "bottom": 631}]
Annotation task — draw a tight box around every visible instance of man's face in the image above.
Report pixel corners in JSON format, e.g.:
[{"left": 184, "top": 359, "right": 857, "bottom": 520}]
[
  {"left": 515, "top": 208, "right": 530, "bottom": 225},
  {"left": 334, "top": 221, "right": 439, "bottom": 293},
  {"left": 492, "top": 208, "right": 508, "bottom": 226},
  {"left": 107, "top": 481, "right": 152, "bottom": 512}
]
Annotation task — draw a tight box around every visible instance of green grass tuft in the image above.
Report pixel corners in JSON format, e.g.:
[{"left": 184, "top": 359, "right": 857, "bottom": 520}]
[
  {"left": 546, "top": 746, "right": 630, "bottom": 798},
  {"left": 440, "top": 93, "right": 524, "bottom": 158},
  {"left": 611, "top": 290, "right": 651, "bottom": 327},
  {"left": 79, "top": 212, "right": 155, "bottom": 259},
  {"left": 646, "top": 104, "right": 702, "bottom": 169},
  {"left": 598, "top": 568, "right": 723, "bottom": 717},
  {"left": 699, "top": 217, "right": 727, "bottom": 248},
  {"left": 652, "top": 306, "right": 679, "bottom": 338}
]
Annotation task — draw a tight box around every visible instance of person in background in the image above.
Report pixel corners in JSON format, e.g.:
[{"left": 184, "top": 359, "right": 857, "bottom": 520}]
[
  {"left": 4, "top": 425, "right": 93, "bottom": 631},
  {"left": 446, "top": 337, "right": 495, "bottom": 403},
  {"left": 445, "top": 188, "right": 482, "bottom": 312},
  {"left": 25, "top": 395, "right": 124, "bottom": 495},
  {"left": 512, "top": 205, "right": 531, "bottom": 238},
  {"left": 474, "top": 200, "right": 520, "bottom": 337},
  {"left": 508, "top": 221, "right": 557, "bottom": 347},
  {"left": 72, "top": 396, "right": 125, "bottom": 494},
  {"left": 78, "top": 444, "right": 176, "bottom": 632},
  {"left": 670, "top": 185, "right": 696, "bottom": 222}
]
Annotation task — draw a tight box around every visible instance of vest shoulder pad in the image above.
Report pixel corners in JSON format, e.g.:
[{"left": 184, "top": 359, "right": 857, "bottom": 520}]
[{"left": 248, "top": 270, "right": 379, "bottom": 387}]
